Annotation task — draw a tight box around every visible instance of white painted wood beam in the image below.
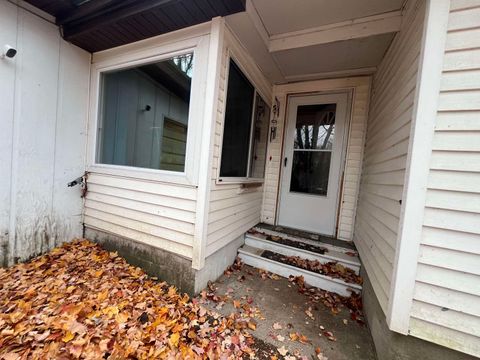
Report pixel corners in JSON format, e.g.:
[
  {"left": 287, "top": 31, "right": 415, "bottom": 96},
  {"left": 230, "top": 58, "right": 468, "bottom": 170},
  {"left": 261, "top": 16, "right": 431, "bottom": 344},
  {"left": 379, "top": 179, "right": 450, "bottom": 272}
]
[
  {"left": 284, "top": 67, "right": 377, "bottom": 82},
  {"left": 245, "top": 0, "right": 270, "bottom": 48},
  {"left": 268, "top": 11, "right": 402, "bottom": 53}
]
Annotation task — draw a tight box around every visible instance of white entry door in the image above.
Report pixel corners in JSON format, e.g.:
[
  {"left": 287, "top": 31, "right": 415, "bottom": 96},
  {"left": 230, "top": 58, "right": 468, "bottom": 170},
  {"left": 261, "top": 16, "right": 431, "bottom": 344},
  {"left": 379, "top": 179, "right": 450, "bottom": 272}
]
[{"left": 278, "top": 93, "right": 349, "bottom": 236}]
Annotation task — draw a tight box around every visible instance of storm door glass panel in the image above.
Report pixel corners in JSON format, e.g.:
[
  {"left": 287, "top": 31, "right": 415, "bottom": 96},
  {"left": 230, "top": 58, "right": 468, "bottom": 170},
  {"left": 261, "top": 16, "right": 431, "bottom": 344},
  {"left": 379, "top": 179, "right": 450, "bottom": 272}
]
[{"left": 290, "top": 104, "right": 336, "bottom": 195}]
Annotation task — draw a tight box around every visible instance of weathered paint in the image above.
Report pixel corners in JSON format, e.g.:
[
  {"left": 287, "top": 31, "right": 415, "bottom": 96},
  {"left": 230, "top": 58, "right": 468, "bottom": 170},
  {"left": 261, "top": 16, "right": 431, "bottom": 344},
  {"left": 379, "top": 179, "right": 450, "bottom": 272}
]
[{"left": 0, "top": 2, "right": 90, "bottom": 265}]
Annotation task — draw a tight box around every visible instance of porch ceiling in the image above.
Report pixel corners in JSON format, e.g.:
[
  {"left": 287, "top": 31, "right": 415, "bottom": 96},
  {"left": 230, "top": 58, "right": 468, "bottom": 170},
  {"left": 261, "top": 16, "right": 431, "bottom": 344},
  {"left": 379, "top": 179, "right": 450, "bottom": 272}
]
[
  {"left": 252, "top": 0, "right": 405, "bottom": 35},
  {"left": 226, "top": 0, "right": 406, "bottom": 84},
  {"left": 23, "top": 0, "right": 246, "bottom": 53}
]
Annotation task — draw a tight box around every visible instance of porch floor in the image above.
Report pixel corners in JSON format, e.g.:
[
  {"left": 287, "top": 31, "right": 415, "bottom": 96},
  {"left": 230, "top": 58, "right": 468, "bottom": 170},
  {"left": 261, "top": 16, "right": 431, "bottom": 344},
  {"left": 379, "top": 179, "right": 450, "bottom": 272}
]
[
  {"left": 256, "top": 223, "right": 357, "bottom": 251},
  {"left": 200, "top": 263, "right": 376, "bottom": 360}
]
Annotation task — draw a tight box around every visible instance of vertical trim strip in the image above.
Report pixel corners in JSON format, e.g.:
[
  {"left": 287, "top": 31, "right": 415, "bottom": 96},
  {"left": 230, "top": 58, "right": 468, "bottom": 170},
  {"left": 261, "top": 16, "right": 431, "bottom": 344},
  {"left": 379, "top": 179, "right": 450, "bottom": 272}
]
[
  {"left": 192, "top": 17, "right": 225, "bottom": 269},
  {"left": 387, "top": 0, "right": 451, "bottom": 334}
]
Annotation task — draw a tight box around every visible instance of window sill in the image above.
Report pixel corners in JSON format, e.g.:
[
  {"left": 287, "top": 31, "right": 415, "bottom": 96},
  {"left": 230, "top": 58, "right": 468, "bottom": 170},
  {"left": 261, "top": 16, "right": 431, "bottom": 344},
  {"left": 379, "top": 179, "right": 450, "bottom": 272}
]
[
  {"left": 216, "top": 177, "right": 264, "bottom": 186},
  {"left": 87, "top": 163, "right": 197, "bottom": 187}
]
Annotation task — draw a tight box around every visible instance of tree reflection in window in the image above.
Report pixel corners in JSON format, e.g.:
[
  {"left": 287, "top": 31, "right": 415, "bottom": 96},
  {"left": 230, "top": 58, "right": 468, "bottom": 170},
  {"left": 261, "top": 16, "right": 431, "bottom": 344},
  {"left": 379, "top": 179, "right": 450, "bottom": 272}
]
[
  {"left": 172, "top": 54, "right": 194, "bottom": 78},
  {"left": 294, "top": 104, "right": 336, "bottom": 150},
  {"left": 290, "top": 104, "right": 337, "bottom": 196}
]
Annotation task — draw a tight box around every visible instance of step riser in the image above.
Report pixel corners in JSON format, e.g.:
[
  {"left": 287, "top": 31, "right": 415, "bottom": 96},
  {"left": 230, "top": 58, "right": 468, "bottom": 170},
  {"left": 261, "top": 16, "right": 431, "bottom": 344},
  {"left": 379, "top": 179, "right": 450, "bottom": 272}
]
[
  {"left": 245, "top": 235, "right": 360, "bottom": 274},
  {"left": 238, "top": 249, "right": 361, "bottom": 297}
]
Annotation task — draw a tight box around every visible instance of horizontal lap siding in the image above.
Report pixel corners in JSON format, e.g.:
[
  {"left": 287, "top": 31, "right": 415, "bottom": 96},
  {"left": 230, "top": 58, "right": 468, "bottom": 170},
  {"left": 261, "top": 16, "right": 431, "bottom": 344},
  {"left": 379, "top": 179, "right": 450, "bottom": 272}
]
[
  {"left": 84, "top": 173, "right": 196, "bottom": 259},
  {"left": 336, "top": 85, "right": 370, "bottom": 240},
  {"left": 409, "top": 2, "right": 480, "bottom": 356},
  {"left": 206, "top": 29, "right": 271, "bottom": 257},
  {"left": 354, "top": 0, "right": 425, "bottom": 313}
]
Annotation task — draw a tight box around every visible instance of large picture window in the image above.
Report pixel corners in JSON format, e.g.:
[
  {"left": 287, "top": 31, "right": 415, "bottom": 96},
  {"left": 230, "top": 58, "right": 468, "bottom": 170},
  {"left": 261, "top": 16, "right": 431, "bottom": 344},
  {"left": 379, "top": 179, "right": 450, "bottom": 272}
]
[
  {"left": 97, "top": 54, "right": 193, "bottom": 172},
  {"left": 219, "top": 60, "right": 270, "bottom": 180}
]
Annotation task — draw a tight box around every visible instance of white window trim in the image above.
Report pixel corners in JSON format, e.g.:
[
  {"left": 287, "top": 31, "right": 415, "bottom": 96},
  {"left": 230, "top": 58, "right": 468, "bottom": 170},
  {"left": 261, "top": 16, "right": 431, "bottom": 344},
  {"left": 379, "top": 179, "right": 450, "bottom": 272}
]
[
  {"left": 86, "top": 34, "right": 210, "bottom": 186},
  {"left": 216, "top": 52, "right": 271, "bottom": 185}
]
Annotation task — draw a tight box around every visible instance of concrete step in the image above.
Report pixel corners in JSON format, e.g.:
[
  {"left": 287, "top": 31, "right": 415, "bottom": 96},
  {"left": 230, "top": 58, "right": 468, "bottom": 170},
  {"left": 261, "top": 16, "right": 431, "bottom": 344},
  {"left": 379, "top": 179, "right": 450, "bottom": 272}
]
[
  {"left": 238, "top": 244, "right": 362, "bottom": 297},
  {"left": 251, "top": 226, "right": 358, "bottom": 256},
  {"left": 245, "top": 233, "right": 361, "bottom": 274}
]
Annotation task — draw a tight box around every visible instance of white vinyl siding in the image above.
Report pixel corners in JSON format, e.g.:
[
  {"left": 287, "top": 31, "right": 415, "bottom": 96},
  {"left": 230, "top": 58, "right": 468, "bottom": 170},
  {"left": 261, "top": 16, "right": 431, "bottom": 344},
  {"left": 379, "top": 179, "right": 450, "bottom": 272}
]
[
  {"left": 84, "top": 173, "right": 196, "bottom": 258},
  {"left": 354, "top": 0, "right": 425, "bottom": 313},
  {"left": 206, "top": 27, "right": 272, "bottom": 257},
  {"left": 409, "top": 1, "right": 480, "bottom": 356},
  {"left": 83, "top": 26, "right": 212, "bottom": 262},
  {"left": 262, "top": 77, "right": 370, "bottom": 241}
]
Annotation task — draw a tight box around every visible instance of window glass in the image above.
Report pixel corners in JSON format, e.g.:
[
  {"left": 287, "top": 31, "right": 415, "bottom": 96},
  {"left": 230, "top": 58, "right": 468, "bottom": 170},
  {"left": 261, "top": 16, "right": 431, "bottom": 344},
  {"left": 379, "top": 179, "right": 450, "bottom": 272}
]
[
  {"left": 97, "top": 54, "right": 193, "bottom": 172},
  {"left": 249, "top": 94, "right": 270, "bottom": 178},
  {"left": 219, "top": 61, "right": 255, "bottom": 177},
  {"left": 293, "top": 104, "right": 336, "bottom": 150},
  {"left": 290, "top": 104, "right": 336, "bottom": 196}
]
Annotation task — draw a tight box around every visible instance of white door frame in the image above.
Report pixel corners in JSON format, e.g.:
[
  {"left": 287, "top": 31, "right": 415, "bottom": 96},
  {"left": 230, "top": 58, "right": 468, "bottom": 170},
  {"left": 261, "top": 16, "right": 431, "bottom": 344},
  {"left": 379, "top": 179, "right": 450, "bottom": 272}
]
[{"left": 275, "top": 90, "right": 352, "bottom": 236}]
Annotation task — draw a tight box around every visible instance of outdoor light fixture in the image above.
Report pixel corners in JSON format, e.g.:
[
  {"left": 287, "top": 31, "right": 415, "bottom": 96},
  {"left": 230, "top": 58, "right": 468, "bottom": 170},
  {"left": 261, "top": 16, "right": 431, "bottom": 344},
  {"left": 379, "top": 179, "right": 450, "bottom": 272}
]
[{"left": 1, "top": 45, "right": 17, "bottom": 59}]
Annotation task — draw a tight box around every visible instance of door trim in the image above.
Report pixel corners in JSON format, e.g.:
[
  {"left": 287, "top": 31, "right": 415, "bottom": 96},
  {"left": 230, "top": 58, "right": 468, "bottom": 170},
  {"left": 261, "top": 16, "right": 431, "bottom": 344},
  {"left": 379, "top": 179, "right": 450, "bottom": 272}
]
[{"left": 274, "top": 90, "right": 353, "bottom": 237}]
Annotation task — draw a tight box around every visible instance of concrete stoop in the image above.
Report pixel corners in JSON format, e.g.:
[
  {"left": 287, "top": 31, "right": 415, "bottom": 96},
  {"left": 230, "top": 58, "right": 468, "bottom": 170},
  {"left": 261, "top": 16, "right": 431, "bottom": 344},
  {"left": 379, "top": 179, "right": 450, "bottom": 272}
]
[{"left": 238, "top": 227, "right": 362, "bottom": 297}]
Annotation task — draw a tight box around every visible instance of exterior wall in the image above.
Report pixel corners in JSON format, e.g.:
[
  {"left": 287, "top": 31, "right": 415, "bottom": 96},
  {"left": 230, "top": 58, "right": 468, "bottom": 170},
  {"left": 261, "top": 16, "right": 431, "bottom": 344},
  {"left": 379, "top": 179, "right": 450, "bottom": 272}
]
[
  {"left": 83, "top": 25, "right": 213, "bottom": 262},
  {"left": 0, "top": 2, "right": 90, "bottom": 266},
  {"left": 84, "top": 174, "right": 197, "bottom": 259},
  {"left": 408, "top": 1, "right": 480, "bottom": 356},
  {"left": 353, "top": 0, "right": 425, "bottom": 312},
  {"left": 362, "top": 267, "right": 477, "bottom": 360},
  {"left": 261, "top": 78, "right": 371, "bottom": 241},
  {"left": 205, "top": 25, "right": 272, "bottom": 257}
]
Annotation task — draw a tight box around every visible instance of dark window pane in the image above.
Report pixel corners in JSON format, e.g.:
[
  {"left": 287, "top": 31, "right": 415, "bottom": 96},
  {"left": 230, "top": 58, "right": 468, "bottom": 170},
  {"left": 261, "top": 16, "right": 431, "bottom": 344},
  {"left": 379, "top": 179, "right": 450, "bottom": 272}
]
[
  {"left": 249, "top": 94, "right": 270, "bottom": 178},
  {"left": 290, "top": 152, "right": 332, "bottom": 195},
  {"left": 294, "top": 104, "right": 336, "bottom": 150},
  {"left": 220, "top": 60, "right": 255, "bottom": 177},
  {"left": 97, "top": 53, "right": 193, "bottom": 172}
]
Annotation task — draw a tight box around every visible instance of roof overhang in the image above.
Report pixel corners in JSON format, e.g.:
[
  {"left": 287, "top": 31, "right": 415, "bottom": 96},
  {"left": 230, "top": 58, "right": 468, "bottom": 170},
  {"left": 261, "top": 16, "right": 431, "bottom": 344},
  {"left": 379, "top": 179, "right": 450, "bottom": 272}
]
[{"left": 23, "top": 0, "right": 246, "bottom": 52}]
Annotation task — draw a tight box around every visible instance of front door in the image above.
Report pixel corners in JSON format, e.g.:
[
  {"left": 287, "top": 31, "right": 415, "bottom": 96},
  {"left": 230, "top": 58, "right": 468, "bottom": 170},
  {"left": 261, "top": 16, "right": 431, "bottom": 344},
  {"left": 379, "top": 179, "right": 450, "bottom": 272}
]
[{"left": 278, "top": 93, "right": 349, "bottom": 236}]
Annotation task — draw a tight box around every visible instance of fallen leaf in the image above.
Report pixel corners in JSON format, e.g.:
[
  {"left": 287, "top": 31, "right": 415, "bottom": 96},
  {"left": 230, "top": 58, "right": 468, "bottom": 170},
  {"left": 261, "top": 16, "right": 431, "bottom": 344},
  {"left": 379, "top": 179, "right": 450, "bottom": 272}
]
[
  {"left": 277, "top": 346, "right": 288, "bottom": 356},
  {"left": 62, "top": 331, "right": 75, "bottom": 343}
]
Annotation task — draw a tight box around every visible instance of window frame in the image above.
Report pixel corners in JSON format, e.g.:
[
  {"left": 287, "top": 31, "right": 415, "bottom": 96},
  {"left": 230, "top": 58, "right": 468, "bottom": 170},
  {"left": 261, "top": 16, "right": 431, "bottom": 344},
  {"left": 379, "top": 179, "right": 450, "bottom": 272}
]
[
  {"left": 217, "top": 55, "right": 271, "bottom": 184},
  {"left": 86, "top": 34, "right": 210, "bottom": 186}
]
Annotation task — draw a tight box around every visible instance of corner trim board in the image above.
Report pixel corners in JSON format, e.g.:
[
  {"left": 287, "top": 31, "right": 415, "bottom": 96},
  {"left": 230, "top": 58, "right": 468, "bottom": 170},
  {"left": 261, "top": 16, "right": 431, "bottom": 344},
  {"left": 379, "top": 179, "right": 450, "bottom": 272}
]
[
  {"left": 192, "top": 17, "right": 225, "bottom": 270},
  {"left": 386, "top": 0, "right": 451, "bottom": 334}
]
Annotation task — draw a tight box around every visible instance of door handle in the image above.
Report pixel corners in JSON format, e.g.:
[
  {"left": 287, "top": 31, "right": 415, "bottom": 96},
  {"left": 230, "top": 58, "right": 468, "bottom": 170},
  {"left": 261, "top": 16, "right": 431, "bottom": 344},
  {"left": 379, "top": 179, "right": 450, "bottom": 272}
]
[{"left": 284, "top": 157, "right": 288, "bottom": 167}]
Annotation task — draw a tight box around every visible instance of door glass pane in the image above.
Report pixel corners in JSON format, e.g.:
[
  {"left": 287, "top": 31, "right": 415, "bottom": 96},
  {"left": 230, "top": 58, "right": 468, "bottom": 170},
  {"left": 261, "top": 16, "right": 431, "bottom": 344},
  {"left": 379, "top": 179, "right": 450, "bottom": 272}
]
[
  {"left": 290, "top": 152, "right": 332, "bottom": 196},
  {"left": 294, "top": 104, "right": 336, "bottom": 150}
]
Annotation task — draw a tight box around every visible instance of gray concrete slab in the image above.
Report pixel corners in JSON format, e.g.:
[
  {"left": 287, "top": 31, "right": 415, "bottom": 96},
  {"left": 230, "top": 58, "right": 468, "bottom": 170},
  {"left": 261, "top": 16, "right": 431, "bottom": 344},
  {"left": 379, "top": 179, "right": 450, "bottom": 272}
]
[{"left": 198, "top": 264, "right": 377, "bottom": 360}]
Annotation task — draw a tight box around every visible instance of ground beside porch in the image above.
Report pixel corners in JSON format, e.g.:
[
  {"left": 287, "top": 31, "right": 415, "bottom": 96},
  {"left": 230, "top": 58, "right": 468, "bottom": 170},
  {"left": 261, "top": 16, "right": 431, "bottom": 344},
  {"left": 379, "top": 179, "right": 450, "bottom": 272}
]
[
  {"left": 200, "top": 262, "right": 376, "bottom": 360},
  {"left": 0, "top": 240, "right": 376, "bottom": 359}
]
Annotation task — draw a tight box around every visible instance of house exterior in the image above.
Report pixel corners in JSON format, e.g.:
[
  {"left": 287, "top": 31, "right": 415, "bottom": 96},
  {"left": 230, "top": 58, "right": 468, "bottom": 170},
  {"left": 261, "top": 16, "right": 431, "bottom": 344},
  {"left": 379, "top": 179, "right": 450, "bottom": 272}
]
[{"left": 0, "top": 0, "right": 478, "bottom": 359}]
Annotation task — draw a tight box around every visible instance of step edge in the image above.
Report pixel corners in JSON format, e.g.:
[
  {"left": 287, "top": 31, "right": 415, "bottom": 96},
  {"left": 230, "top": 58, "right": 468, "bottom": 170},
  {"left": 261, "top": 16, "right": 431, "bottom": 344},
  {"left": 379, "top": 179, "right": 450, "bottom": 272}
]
[
  {"left": 246, "top": 234, "right": 361, "bottom": 267},
  {"left": 251, "top": 226, "right": 356, "bottom": 254},
  {"left": 238, "top": 246, "right": 362, "bottom": 290}
]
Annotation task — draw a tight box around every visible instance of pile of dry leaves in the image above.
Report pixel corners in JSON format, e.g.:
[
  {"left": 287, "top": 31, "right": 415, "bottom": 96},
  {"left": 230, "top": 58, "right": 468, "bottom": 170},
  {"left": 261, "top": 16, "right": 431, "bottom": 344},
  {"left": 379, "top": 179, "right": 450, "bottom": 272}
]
[
  {"left": 0, "top": 240, "right": 255, "bottom": 359},
  {"left": 289, "top": 276, "right": 364, "bottom": 325}
]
